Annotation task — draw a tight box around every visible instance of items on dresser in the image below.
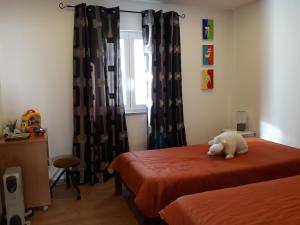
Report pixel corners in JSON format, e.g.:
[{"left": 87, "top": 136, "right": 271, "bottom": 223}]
[{"left": 4, "top": 133, "right": 30, "bottom": 142}]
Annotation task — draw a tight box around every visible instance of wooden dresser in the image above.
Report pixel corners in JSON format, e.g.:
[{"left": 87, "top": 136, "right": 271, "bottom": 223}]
[{"left": 0, "top": 135, "right": 51, "bottom": 209}]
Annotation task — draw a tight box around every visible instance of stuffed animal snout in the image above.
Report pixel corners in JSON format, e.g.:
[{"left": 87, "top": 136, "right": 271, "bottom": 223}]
[{"left": 208, "top": 143, "right": 224, "bottom": 156}]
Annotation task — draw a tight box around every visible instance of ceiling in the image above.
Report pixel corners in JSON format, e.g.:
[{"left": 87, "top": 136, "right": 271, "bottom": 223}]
[{"left": 132, "top": 0, "right": 256, "bottom": 10}]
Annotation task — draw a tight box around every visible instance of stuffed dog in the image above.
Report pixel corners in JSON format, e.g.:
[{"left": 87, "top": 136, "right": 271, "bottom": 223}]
[{"left": 208, "top": 131, "right": 248, "bottom": 159}]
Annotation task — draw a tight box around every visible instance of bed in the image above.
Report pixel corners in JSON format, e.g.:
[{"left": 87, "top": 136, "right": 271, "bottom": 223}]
[
  {"left": 160, "top": 174, "right": 300, "bottom": 225},
  {"left": 109, "top": 138, "right": 300, "bottom": 218}
]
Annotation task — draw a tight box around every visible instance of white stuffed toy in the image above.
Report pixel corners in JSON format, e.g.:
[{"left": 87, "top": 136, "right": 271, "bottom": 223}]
[{"left": 208, "top": 131, "right": 248, "bottom": 159}]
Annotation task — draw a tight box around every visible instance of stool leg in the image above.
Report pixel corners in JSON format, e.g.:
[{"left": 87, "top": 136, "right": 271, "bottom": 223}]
[
  {"left": 68, "top": 168, "right": 81, "bottom": 200},
  {"left": 50, "top": 169, "right": 66, "bottom": 198},
  {"left": 66, "top": 170, "right": 70, "bottom": 189}
]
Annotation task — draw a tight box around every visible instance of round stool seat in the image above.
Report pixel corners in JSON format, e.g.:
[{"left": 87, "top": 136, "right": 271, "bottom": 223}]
[{"left": 53, "top": 156, "right": 80, "bottom": 168}]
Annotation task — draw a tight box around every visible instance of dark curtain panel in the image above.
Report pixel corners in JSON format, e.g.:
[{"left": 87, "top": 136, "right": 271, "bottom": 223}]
[
  {"left": 73, "top": 4, "right": 129, "bottom": 184},
  {"left": 142, "top": 10, "right": 187, "bottom": 149}
]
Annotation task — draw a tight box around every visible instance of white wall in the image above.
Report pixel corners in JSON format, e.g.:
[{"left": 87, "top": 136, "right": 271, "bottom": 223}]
[
  {"left": 232, "top": 0, "right": 300, "bottom": 147},
  {"left": 0, "top": 0, "right": 74, "bottom": 161},
  {"left": 0, "top": 0, "right": 233, "bottom": 163},
  {"left": 0, "top": 80, "right": 2, "bottom": 123}
]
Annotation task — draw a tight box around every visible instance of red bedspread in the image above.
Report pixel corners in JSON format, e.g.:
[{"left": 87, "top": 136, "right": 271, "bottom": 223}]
[
  {"left": 160, "top": 175, "right": 300, "bottom": 225},
  {"left": 109, "top": 138, "right": 300, "bottom": 217}
]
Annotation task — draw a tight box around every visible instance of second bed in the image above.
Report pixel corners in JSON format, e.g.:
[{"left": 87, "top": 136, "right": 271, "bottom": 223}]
[{"left": 160, "top": 174, "right": 300, "bottom": 225}]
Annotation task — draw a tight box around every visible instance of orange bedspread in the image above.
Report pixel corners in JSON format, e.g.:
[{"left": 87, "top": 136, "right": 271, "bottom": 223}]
[
  {"left": 160, "top": 175, "right": 300, "bottom": 225},
  {"left": 109, "top": 138, "right": 300, "bottom": 217}
]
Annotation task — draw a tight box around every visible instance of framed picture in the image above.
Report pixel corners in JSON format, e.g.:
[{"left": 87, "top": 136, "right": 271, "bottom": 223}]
[
  {"left": 202, "top": 19, "right": 214, "bottom": 40},
  {"left": 201, "top": 69, "right": 214, "bottom": 90},
  {"left": 202, "top": 45, "right": 214, "bottom": 65}
]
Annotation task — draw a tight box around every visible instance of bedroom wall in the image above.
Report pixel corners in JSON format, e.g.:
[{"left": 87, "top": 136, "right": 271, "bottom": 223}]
[
  {"left": 0, "top": 39, "right": 3, "bottom": 124},
  {"left": 232, "top": 0, "right": 300, "bottom": 147},
  {"left": 0, "top": 82, "right": 2, "bottom": 123},
  {"left": 0, "top": 0, "right": 233, "bottom": 166}
]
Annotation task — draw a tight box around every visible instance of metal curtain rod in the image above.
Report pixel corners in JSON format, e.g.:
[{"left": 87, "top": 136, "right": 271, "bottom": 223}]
[{"left": 59, "top": 2, "right": 186, "bottom": 19}]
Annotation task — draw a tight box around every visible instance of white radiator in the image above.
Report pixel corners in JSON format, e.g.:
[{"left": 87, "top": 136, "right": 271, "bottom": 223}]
[
  {"left": 0, "top": 189, "right": 2, "bottom": 223},
  {"left": 3, "top": 167, "right": 25, "bottom": 225}
]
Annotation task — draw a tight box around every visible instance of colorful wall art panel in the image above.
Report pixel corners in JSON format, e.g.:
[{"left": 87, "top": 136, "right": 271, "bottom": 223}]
[
  {"left": 202, "top": 19, "right": 214, "bottom": 40},
  {"left": 203, "top": 45, "right": 214, "bottom": 65},
  {"left": 201, "top": 69, "right": 214, "bottom": 90}
]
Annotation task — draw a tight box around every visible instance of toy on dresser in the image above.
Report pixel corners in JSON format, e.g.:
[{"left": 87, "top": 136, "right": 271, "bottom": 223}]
[{"left": 21, "top": 109, "right": 45, "bottom": 136}]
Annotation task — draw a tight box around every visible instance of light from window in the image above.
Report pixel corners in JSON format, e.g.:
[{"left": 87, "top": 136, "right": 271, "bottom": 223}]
[
  {"left": 134, "top": 39, "right": 147, "bottom": 105},
  {"left": 120, "top": 31, "right": 148, "bottom": 113},
  {"left": 120, "top": 38, "right": 126, "bottom": 106}
]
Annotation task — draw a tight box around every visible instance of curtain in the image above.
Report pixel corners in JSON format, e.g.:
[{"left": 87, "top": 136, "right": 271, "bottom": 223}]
[
  {"left": 73, "top": 4, "right": 129, "bottom": 184},
  {"left": 142, "top": 10, "right": 187, "bottom": 149}
]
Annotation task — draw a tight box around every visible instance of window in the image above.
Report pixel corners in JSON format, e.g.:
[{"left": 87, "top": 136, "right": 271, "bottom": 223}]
[{"left": 120, "top": 31, "right": 149, "bottom": 113}]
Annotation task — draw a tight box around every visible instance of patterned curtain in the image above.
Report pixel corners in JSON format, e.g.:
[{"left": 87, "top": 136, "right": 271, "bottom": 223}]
[
  {"left": 73, "top": 4, "right": 129, "bottom": 184},
  {"left": 142, "top": 10, "right": 187, "bottom": 149}
]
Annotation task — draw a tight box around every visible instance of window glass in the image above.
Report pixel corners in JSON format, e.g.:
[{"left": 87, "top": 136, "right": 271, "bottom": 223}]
[
  {"left": 134, "top": 39, "right": 147, "bottom": 105},
  {"left": 120, "top": 31, "right": 148, "bottom": 113},
  {"left": 120, "top": 38, "right": 126, "bottom": 106}
]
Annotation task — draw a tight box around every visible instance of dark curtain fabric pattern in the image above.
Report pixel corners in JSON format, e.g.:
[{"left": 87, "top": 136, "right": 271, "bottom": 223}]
[
  {"left": 73, "top": 4, "right": 129, "bottom": 184},
  {"left": 142, "top": 10, "right": 187, "bottom": 149}
]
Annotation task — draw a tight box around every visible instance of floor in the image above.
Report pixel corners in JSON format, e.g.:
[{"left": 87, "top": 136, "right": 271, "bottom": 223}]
[{"left": 30, "top": 180, "right": 139, "bottom": 225}]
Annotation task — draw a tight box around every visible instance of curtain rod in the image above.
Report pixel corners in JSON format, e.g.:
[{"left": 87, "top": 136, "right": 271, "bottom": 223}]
[{"left": 59, "top": 2, "right": 186, "bottom": 19}]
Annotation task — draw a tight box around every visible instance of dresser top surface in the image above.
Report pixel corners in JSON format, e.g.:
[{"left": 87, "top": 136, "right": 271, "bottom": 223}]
[{"left": 0, "top": 134, "right": 48, "bottom": 145}]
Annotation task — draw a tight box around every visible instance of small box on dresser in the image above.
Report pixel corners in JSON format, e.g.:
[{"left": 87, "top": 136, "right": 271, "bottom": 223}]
[{"left": 221, "top": 129, "right": 256, "bottom": 137}]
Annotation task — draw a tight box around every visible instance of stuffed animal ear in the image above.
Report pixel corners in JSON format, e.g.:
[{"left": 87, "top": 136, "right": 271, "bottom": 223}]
[{"left": 208, "top": 140, "right": 215, "bottom": 145}]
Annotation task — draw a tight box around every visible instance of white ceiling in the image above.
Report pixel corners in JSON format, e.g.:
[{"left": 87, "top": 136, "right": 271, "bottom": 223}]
[{"left": 132, "top": 0, "right": 256, "bottom": 10}]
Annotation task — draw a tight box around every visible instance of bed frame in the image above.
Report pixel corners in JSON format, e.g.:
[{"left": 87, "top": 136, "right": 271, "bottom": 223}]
[{"left": 114, "top": 172, "right": 165, "bottom": 225}]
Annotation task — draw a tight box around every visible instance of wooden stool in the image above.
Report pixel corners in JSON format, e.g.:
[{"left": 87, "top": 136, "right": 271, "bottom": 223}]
[{"left": 50, "top": 156, "right": 81, "bottom": 200}]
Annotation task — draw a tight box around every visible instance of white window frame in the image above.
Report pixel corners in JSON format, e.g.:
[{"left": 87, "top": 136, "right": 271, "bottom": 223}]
[{"left": 120, "top": 31, "right": 148, "bottom": 114}]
